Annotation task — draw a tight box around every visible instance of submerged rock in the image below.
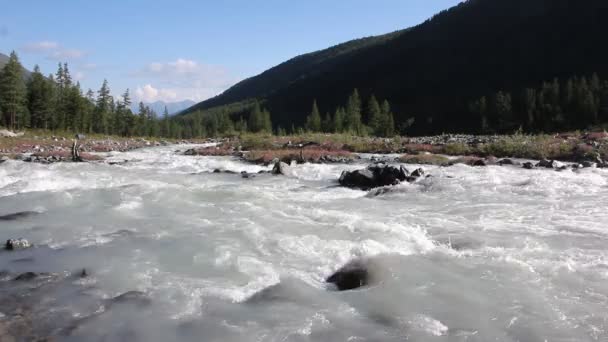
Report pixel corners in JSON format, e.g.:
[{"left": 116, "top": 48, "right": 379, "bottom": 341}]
[
  {"left": 5, "top": 239, "right": 31, "bottom": 251},
  {"left": 326, "top": 258, "right": 381, "bottom": 291},
  {"left": 522, "top": 162, "right": 535, "bottom": 169},
  {"left": 498, "top": 158, "right": 517, "bottom": 166},
  {"left": 108, "top": 291, "right": 151, "bottom": 308},
  {"left": 13, "top": 272, "right": 38, "bottom": 281},
  {"left": 339, "top": 164, "right": 417, "bottom": 190},
  {"left": 536, "top": 159, "right": 556, "bottom": 168},
  {"left": 472, "top": 159, "right": 487, "bottom": 167},
  {"left": 241, "top": 171, "right": 255, "bottom": 179},
  {"left": 272, "top": 161, "right": 292, "bottom": 176},
  {"left": 0, "top": 211, "right": 39, "bottom": 221}
]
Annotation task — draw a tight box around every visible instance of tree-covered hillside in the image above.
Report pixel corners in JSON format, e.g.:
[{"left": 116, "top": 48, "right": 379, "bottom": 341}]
[{"left": 181, "top": 0, "right": 608, "bottom": 135}]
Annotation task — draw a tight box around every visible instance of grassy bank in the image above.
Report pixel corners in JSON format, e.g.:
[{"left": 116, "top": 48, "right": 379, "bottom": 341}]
[{"left": 2, "top": 128, "right": 607, "bottom": 165}]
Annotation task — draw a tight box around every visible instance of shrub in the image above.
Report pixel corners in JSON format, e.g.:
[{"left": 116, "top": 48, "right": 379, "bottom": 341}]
[{"left": 398, "top": 153, "right": 450, "bottom": 166}]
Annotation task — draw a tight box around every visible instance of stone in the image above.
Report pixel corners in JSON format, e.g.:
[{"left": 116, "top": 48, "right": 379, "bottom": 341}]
[
  {"left": 5, "top": 239, "right": 31, "bottom": 251},
  {"left": 473, "top": 159, "right": 487, "bottom": 166},
  {"left": 536, "top": 159, "right": 556, "bottom": 168},
  {"left": 0, "top": 211, "right": 39, "bottom": 221},
  {"left": 523, "top": 162, "right": 534, "bottom": 169},
  {"left": 14, "top": 272, "right": 38, "bottom": 281},
  {"left": 272, "top": 161, "right": 292, "bottom": 176},
  {"left": 498, "top": 158, "right": 516, "bottom": 165},
  {"left": 108, "top": 291, "right": 151, "bottom": 308},
  {"left": 410, "top": 168, "right": 425, "bottom": 178},
  {"left": 326, "top": 258, "right": 382, "bottom": 291}
]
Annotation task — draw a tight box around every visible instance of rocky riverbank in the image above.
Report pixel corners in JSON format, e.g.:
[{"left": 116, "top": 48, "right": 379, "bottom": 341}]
[
  {"left": 0, "top": 132, "right": 216, "bottom": 163},
  {"left": 179, "top": 131, "right": 608, "bottom": 167}
]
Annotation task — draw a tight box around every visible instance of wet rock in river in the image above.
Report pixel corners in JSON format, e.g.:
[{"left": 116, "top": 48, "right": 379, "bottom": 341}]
[
  {"left": 5, "top": 239, "right": 31, "bottom": 251},
  {"left": 0, "top": 211, "right": 39, "bottom": 221},
  {"left": 522, "top": 162, "right": 535, "bottom": 169},
  {"left": 339, "top": 164, "right": 415, "bottom": 190},
  {"left": 272, "top": 161, "right": 292, "bottom": 176},
  {"left": 13, "top": 272, "right": 38, "bottom": 281},
  {"left": 326, "top": 258, "right": 381, "bottom": 291},
  {"left": 536, "top": 159, "right": 556, "bottom": 168},
  {"left": 108, "top": 291, "right": 151, "bottom": 308}
]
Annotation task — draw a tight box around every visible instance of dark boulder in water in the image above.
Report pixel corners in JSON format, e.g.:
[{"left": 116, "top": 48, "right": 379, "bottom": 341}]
[
  {"left": 522, "top": 162, "right": 535, "bottom": 169},
  {"left": 108, "top": 291, "right": 151, "bottom": 308},
  {"left": 0, "top": 211, "right": 39, "bottom": 221},
  {"left": 326, "top": 259, "right": 381, "bottom": 291},
  {"left": 536, "top": 159, "right": 556, "bottom": 168},
  {"left": 272, "top": 161, "right": 293, "bottom": 176},
  {"left": 498, "top": 158, "right": 518, "bottom": 166},
  {"left": 5, "top": 238, "right": 31, "bottom": 251},
  {"left": 338, "top": 164, "right": 417, "bottom": 190},
  {"left": 472, "top": 159, "right": 487, "bottom": 167},
  {"left": 14, "top": 272, "right": 38, "bottom": 281}
]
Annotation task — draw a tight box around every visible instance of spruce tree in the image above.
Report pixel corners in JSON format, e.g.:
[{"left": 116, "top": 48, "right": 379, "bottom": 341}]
[
  {"left": 94, "top": 80, "right": 112, "bottom": 133},
  {"left": 162, "top": 106, "right": 170, "bottom": 137},
  {"left": 346, "top": 89, "right": 362, "bottom": 134},
  {"left": 381, "top": 100, "right": 395, "bottom": 137},
  {"left": 0, "top": 51, "right": 27, "bottom": 130},
  {"left": 367, "top": 95, "right": 382, "bottom": 136},
  {"left": 27, "top": 65, "right": 54, "bottom": 129},
  {"left": 333, "top": 107, "right": 345, "bottom": 133},
  {"left": 322, "top": 112, "right": 332, "bottom": 132},
  {"left": 305, "top": 99, "right": 321, "bottom": 132}
]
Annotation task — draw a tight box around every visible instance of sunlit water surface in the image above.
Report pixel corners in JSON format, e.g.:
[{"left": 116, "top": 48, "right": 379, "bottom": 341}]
[{"left": 0, "top": 145, "right": 607, "bottom": 341}]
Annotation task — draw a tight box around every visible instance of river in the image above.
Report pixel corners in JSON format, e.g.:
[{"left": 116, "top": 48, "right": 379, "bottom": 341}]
[{"left": 0, "top": 145, "right": 607, "bottom": 341}]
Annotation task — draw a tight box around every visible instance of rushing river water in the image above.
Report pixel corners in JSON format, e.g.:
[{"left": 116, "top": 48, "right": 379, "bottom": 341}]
[{"left": 0, "top": 145, "right": 607, "bottom": 341}]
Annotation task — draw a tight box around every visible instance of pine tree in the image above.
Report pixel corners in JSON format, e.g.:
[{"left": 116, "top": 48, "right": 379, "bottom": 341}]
[
  {"left": 333, "top": 107, "right": 345, "bottom": 133},
  {"left": 346, "top": 89, "right": 362, "bottom": 134},
  {"left": 248, "top": 101, "right": 263, "bottom": 133},
  {"left": 381, "top": 100, "right": 395, "bottom": 137},
  {"left": 0, "top": 51, "right": 27, "bottom": 130},
  {"left": 162, "top": 106, "right": 170, "bottom": 137},
  {"left": 367, "top": 95, "right": 382, "bottom": 136},
  {"left": 305, "top": 99, "right": 322, "bottom": 132},
  {"left": 137, "top": 102, "right": 147, "bottom": 136},
  {"left": 27, "top": 65, "right": 55, "bottom": 129},
  {"left": 262, "top": 109, "right": 272, "bottom": 133},
  {"left": 322, "top": 112, "right": 332, "bottom": 132},
  {"left": 94, "top": 79, "right": 111, "bottom": 133},
  {"left": 84, "top": 89, "right": 95, "bottom": 133}
]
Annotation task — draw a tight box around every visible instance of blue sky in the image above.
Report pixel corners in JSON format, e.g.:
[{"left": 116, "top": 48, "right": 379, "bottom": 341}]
[{"left": 0, "top": 0, "right": 461, "bottom": 103}]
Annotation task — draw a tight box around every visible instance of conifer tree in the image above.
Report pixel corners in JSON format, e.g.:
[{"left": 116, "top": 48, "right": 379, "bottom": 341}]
[
  {"left": 305, "top": 99, "right": 321, "bottom": 132},
  {"left": 0, "top": 51, "right": 27, "bottom": 130},
  {"left": 346, "top": 89, "right": 362, "bottom": 134},
  {"left": 322, "top": 112, "right": 332, "bottom": 132},
  {"left": 333, "top": 107, "right": 345, "bottom": 133},
  {"left": 381, "top": 100, "right": 395, "bottom": 137},
  {"left": 367, "top": 95, "right": 382, "bottom": 136}
]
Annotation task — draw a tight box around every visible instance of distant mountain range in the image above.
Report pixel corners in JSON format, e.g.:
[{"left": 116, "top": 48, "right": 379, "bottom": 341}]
[
  {"left": 181, "top": 0, "right": 608, "bottom": 134},
  {"left": 131, "top": 100, "right": 196, "bottom": 116}
]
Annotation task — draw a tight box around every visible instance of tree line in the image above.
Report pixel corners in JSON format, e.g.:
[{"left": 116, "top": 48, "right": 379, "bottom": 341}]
[
  {"left": 0, "top": 51, "right": 184, "bottom": 137},
  {"left": 469, "top": 73, "right": 608, "bottom": 133},
  {"left": 301, "top": 89, "right": 395, "bottom": 136}
]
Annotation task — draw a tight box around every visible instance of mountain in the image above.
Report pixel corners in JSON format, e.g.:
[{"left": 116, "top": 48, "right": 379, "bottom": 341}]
[
  {"left": 182, "top": 0, "right": 608, "bottom": 134},
  {"left": 132, "top": 100, "right": 196, "bottom": 116},
  {"left": 0, "top": 52, "right": 32, "bottom": 79}
]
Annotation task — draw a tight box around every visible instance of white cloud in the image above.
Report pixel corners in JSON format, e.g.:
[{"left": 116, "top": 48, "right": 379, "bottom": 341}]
[
  {"left": 135, "top": 84, "right": 177, "bottom": 103},
  {"left": 48, "top": 48, "right": 86, "bottom": 61},
  {"left": 74, "top": 71, "right": 85, "bottom": 81},
  {"left": 131, "top": 58, "right": 240, "bottom": 102},
  {"left": 21, "top": 41, "right": 86, "bottom": 61},
  {"left": 134, "top": 84, "right": 225, "bottom": 103},
  {"left": 22, "top": 41, "right": 59, "bottom": 52}
]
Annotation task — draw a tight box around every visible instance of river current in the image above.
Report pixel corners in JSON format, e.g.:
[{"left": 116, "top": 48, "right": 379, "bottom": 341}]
[{"left": 0, "top": 145, "right": 607, "bottom": 341}]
